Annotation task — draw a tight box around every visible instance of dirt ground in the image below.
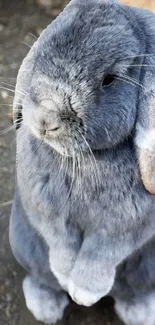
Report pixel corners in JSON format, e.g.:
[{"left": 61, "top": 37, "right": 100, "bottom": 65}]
[{"left": 0, "top": 1, "right": 123, "bottom": 324}]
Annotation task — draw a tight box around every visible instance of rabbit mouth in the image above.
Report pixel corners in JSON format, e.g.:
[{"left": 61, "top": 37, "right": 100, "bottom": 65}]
[
  {"left": 44, "top": 136, "right": 88, "bottom": 157},
  {"left": 27, "top": 122, "right": 87, "bottom": 157}
]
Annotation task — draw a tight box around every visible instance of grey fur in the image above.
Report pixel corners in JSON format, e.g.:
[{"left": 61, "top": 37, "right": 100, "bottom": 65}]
[{"left": 10, "top": 0, "right": 155, "bottom": 324}]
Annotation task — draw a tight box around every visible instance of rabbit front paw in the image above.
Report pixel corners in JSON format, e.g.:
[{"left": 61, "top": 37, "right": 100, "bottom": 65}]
[
  {"left": 68, "top": 280, "right": 103, "bottom": 306},
  {"left": 68, "top": 265, "right": 116, "bottom": 306},
  {"left": 49, "top": 247, "right": 77, "bottom": 291}
]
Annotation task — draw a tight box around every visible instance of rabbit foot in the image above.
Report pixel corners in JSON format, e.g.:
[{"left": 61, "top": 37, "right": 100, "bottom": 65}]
[
  {"left": 68, "top": 280, "right": 103, "bottom": 306},
  {"left": 115, "top": 291, "right": 155, "bottom": 325},
  {"left": 68, "top": 264, "right": 115, "bottom": 306},
  {"left": 23, "top": 275, "right": 69, "bottom": 324}
]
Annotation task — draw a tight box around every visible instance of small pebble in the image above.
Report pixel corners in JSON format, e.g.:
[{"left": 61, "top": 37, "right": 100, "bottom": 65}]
[
  {"left": 3, "top": 152, "right": 8, "bottom": 158},
  {"left": 1, "top": 90, "right": 9, "bottom": 99},
  {"left": 12, "top": 271, "right": 17, "bottom": 277},
  {"left": 6, "top": 294, "right": 12, "bottom": 302},
  {"left": 0, "top": 24, "right": 5, "bottom": 32},
  {"left": 7, "top": 112, "right": 13, "bottom": 120},
  {"left": 36, "top": 28, "right": 44, "bottom": 36},
  {"left": 51, "top": 8, "right": 62, "bottom": 16},
  {"left": 37, "top": 0, "right": 51, "bottom": 7},
  {"left": 10, "top": 63, "right": 18, "bottom": 70},
  {"left": 1, "top": 167, "right": 9, "bottom": 173},
  {"left": 0, "top": 64, "right": 6, "bottom": 73},
  {"left": 5, "top": 279, "right": 11, "bottom": 287}
]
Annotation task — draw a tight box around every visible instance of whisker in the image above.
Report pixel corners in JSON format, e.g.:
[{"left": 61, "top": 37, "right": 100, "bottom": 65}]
[
  {"left": 77, "top": 146, "right": 84, "bottom": 199},
  {"left": 35, "top": 140, "right": 44, "bottom": 156},
  {"left": 88, "top": 151, "right": 98, "bottom": 192},
  {"left": 122, "top": 53, "right": 155, "bottom": 60},
  {"left": 12, "top": 139, "right": 16, "bottom": 146},
  {"left": 0, "top": 77, "right": 16, "bottom": 80},
  {"left": 0, "top": 125, "right": 15, "bottom": 135},
  {"left": 28, "top": 32, "right": 37, "bottom": 39},
  {"left": 13, "top": 100, "right": 24, "bottom": 106},
  {"left": 13, "top": 107, "right": 23, "bottom": 110},
  {"left": 0, "top": 104, "right": 14, "bottom": 107},
  {"left": 123, "top": 64, "right": 155, "bottom": 67},
  {"left": 59, "top": 147, "right": 75, "bottom": 213},
  {"left": 14, "top": 116, "right": 23, "bottom": 120},
  {"left": 1, "top": 82, "right": 16, "bottom": 88},
  {"left": 10, "top": 136, "right": 17, "bottom": 147},
  {"left": 0, "top": 113, "right": 13, "bottom": 118},
  {"left": 0, "top": 86, "right": 15, "bottom": 94},
  {"left": 76, "top": 150, "right": 81, "bottom": 198},
  {"left": 0, "top": 200, "right": 14, "bottom": 208},
  {"left": 22, "top": 41, "right": 31, "bottom": 49},
  {"left": 0, "top": 86, "right": 27, "bottom": 97},
  {"left": 14, "top": 118, "right": 22, "bottom": 124},
  {"left": 123, "top": 75, "right": 148, "bottom": 91},
  {"left": 116, "top": 76, "right": 140, "bottom": 89},
  {"left": 14, "top": 118, "right": 22, "bottom": 123},
  {"left": 56, "top": 151, "right": 68, "bottom": 195},
  {"left": 52, "top": 152, "right": 64, "bottom": 187},
  {"left": 116, "top": 76, "right": 155, "bottom": 96},
  {"left": 79, "top": 132, "right": 100, "bottom": 193}
]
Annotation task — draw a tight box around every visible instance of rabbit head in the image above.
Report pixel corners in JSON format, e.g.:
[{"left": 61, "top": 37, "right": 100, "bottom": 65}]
[{"left": 14, "top": 0, "right": 155, "bottom": 193}]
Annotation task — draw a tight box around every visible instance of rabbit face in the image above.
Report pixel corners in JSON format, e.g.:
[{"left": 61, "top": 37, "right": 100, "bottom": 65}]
[{"left": 21, "top": 0, "right": 142, "bottom": 156}]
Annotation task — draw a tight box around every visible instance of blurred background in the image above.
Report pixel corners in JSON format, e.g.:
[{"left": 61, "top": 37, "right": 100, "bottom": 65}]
[{"left": 0, "top": 1, "right": 154, "bottom": 325}]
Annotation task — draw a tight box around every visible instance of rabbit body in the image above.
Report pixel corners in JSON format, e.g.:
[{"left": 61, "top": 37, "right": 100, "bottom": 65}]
[
  {"left": 10, "top": 1, "right": 155, "bottom": 324},
  {"left": 14, "top": 126, "right": 155, "bottom": 304}
]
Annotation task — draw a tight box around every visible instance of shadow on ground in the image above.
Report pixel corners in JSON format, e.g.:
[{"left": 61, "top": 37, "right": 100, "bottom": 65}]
[{"left": 0, "top": 1, "right": 123, "bottom": 324}]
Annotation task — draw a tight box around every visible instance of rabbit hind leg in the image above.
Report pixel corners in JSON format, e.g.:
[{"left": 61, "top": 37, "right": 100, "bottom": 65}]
[
  {"left": 23, "top": 275, "right": 69, "bottom": 325},
  {"left": 9, "top": 193, "right": 69, "bottom": 324},
  {"left": 112, "top": 236, "right": 155, "bottom": 325},
  {"left": 115, "top": 291, "right": 155, "bottom": 325}
]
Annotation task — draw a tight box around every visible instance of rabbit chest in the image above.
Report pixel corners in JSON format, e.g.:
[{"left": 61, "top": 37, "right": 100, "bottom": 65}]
[{"left": 17, "top": 127, "right": 155, "bottom": 243}]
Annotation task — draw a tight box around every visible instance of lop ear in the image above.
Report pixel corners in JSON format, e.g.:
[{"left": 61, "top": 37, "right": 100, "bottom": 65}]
[
  {"left": 13, "top": 40, "right": 39, "bottom": 129},
  {"left": 135, "top": 10, "right": 155, "bottom": 194}
]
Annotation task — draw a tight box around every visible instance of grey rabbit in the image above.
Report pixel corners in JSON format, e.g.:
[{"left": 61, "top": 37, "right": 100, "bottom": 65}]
[{"left": 9, "top": 0, "right": 155, "bottom": 324}]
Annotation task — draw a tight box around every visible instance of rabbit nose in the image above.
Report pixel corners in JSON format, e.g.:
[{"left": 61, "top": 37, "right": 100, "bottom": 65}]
[
  {"left": 48, "top": 125, "right": 60, "bottom": 133},
  {"left": 41, "top": 119, "right": 61, "bottom": 136}
]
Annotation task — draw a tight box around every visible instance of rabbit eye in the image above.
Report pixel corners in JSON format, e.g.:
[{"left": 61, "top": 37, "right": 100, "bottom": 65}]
[{"left": 102, "top": 74, "right": 115, "bottom": 87}]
